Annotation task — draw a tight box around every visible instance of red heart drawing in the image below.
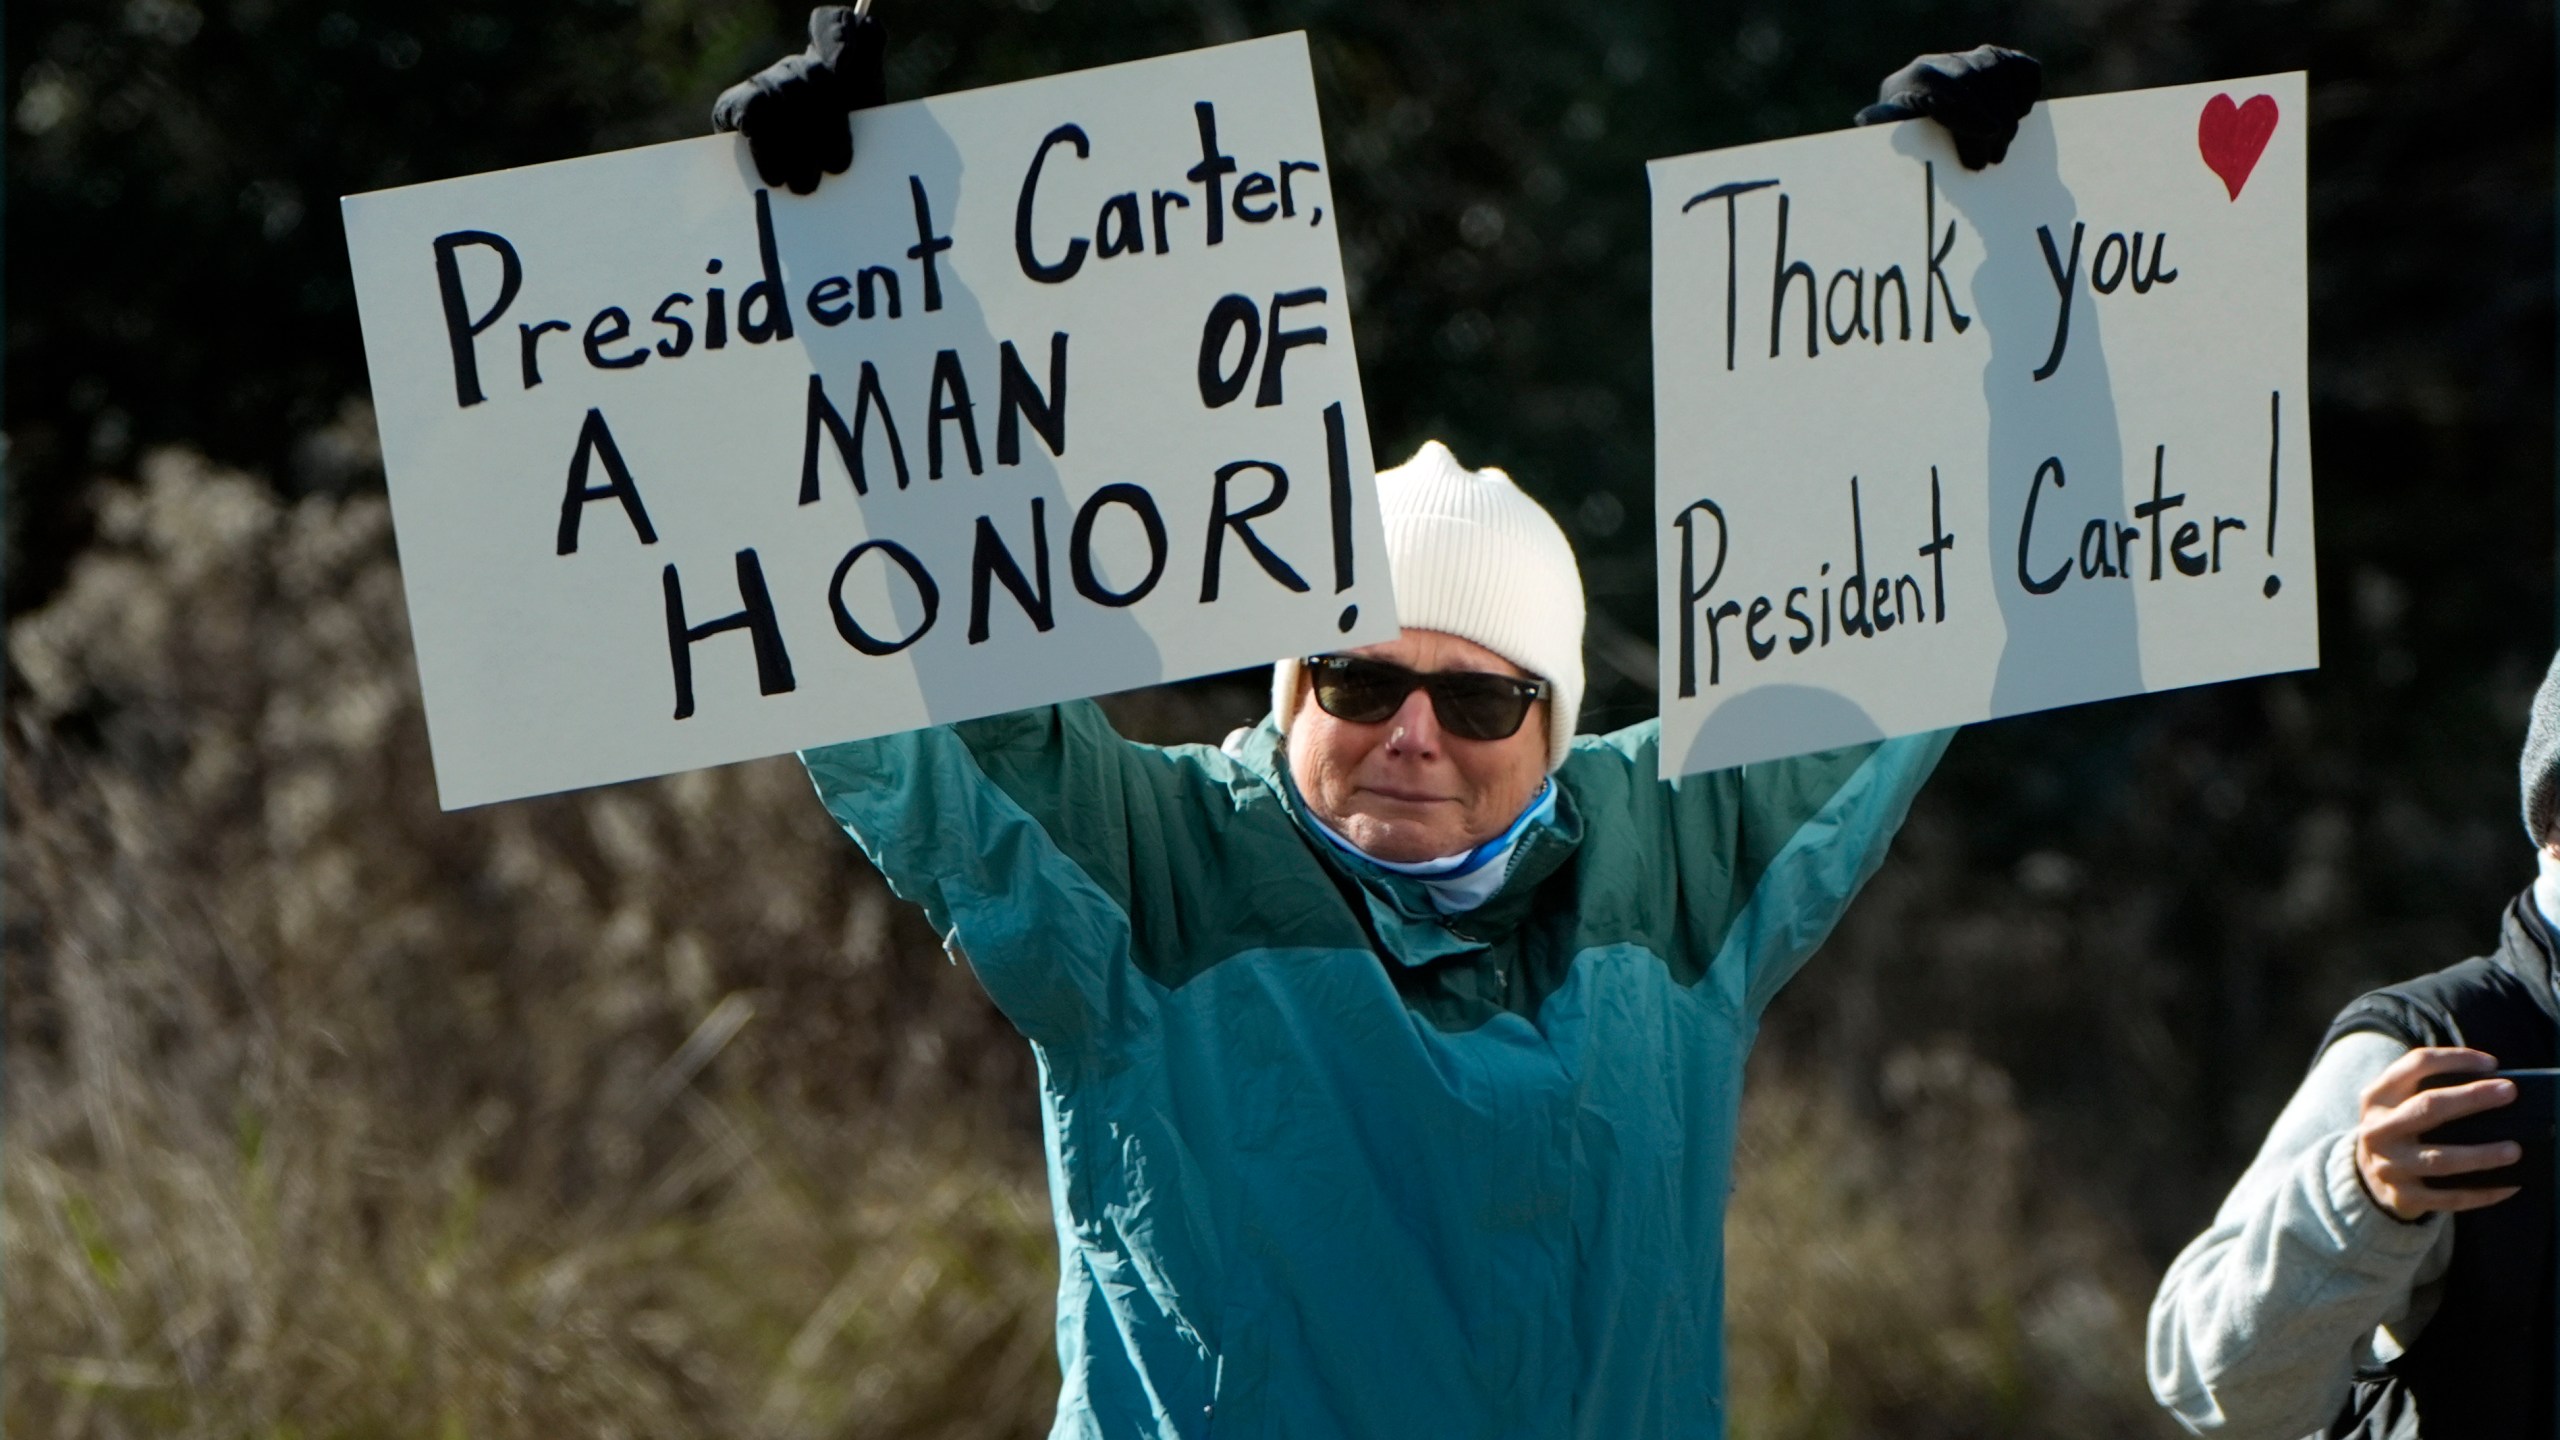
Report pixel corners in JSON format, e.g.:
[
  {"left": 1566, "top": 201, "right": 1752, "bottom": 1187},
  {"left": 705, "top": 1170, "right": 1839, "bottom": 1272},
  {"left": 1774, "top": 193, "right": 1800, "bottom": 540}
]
[{"left": 2198, "top": 93, "right": 2279, "bottom": 200}]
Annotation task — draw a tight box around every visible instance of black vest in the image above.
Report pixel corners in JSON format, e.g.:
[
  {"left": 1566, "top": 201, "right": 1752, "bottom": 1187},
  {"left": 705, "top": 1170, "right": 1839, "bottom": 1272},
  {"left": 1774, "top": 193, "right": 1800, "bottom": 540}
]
[{"left": 2317, "top": 893, "right": 2560, "bottom": 1440}]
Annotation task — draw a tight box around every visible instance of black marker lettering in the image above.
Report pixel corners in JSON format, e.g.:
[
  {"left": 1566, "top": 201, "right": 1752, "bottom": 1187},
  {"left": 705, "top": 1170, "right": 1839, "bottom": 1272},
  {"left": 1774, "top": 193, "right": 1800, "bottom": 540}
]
[
  {"left": 557, "top": 407, "right": 658, "bottom": 555},
  {"left": 1197, "top": 294, "right": 1260, "bottom": 408},
  {"left": 432, "top": 229, "right": 522, "bottom": 407},
  {"left": 2091, "top": 231, "right": 2129, "bottom": 294},
  {"left": 1771, "top": 193, "right": 1817, "bottom": 359},
  {"left": 1745, "top": 596, "right": 1776, "bottom": 659},
  {"left": 1678, "top": 179, "right": 1779, "bottom": 372},
  {"left": 1916, "top": 466, "right": 1953, "bottom": 621},
  {"left": 737, "top": 189, "right": 796, "bottom": 343},
  {"left": 664, "top": 549, "right": 795, "bottom": 719},
  {"left": 1923, "top": 162, "right": 1970, "bottom": 340},
  {"left": 2032, "top": 221, "right": 2082, "bottom": 382},
  {"left": 1838, "top": 477, "right": 1872, "bottom": 637},
  {"left": 1325, "top": 401, "right": 1354, "bottom": 593},
  {"left": 2017, "top": 456, "right": 2068, "bottom": 595},
  {"left": 997, "top": 332, "right": 1068, "bottom": 466},
  {"left": 1069, "top": 483, "right": 1168, "bottom": 607},
  {"left": 1149, "top": 189, "right": 1191, "bottom": 254},
  {"left": 906, "top": 175, "right": 952, "bottom": 311},
  {"left": 651, "top": 294, "right": 694, "bottom": 358},
  {"left": 1278, "top": 160, "right": 1321, "bottom": 218},
  {"left": 799, "top": 364, "right": 909, "bottom": 500},
  {"left": 1200, "top": 460, "right": 1308, "bottom": 601},
  {"left": 2131, "top": 444, "right": 2186, "bottom": 581},
  {"left": 2078, "top": 519, "right": 2114, "bottom": 579},
  {"left": 1872, "top": 265, "right": 1910, "bottom": 342},
  {"left": 1015, "top": 125, "right": 1091, "bottom": 284},
  {"left": 1096, "top": 192, "right": 1145, "bottom": 258},
  {"left": 2132, "top": 231, "right": 2177, "bottom": 292},
  {"left": 1232, "top": 171, "right": 1277, "bottom": 223},
  {"left": 519, "top": 319, "right": 571, "bottom": 387},
  {"left": 839, "top": 267, "right": 890, "bottom": 321},
  {"left": 2170, "top": 520, "right": 2208, "bottom": 577},
  {"left": 2211, "top": 515, "right": 2247, "bottom": 572},
  {"left": 1784, "top": 587, "right": 1815, "bottom": 653},
  {"left": 583, "top": 306, "right": 647, "bottom": 370},
  {"left": 927, "top": 348, "right": 984, "bottom": 479},
  {"left": 1186, "top": 102, "right": 1238, "bottom": 246},
  {"left": 829, "top": 540, "right": 939, "bottom": 656},
  {"left": 1256, "top": 288, "right": 1327, "bottom": 408},
  {"left": 806, "top": 275, "right": 854, "bottom": 326},
  {"left": 1825, "top": 268, "right": 1868, "bottom": 345},
  {"left": 1671, "top": 498, "right": 1728, "bottom": 697},
  {"left": 969, "top": 499, "right": 1055, "bottom": 642}
]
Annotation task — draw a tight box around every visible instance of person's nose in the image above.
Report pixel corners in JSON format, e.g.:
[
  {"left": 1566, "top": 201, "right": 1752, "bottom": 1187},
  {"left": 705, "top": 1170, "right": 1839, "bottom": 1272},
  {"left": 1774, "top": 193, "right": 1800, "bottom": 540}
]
[{"left": 1383, "top": 685, "right": 1442, "bottom": 758}]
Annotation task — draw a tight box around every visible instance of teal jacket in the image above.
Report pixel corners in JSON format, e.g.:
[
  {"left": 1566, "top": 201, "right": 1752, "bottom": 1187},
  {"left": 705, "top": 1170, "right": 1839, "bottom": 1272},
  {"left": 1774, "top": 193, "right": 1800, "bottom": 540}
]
[{"left": 802, "top": 703, "right": 1947, "bottom": 1440}]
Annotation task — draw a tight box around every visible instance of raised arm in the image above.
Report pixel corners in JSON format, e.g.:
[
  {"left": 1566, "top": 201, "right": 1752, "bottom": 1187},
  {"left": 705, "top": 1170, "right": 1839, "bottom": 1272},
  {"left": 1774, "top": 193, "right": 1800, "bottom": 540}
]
[
  {"left": 802, "top": 704, "right": 1343, "bottom": 1054},
  {"left": 1715, "top": 729, "right": 1952, "bottom": 1016},
  {"left": 803, "top": 705, "right": 1171, "bottom": 1051},
  {"left": 1564, "top": 721, "right": 1951, "bottom": 1019}
]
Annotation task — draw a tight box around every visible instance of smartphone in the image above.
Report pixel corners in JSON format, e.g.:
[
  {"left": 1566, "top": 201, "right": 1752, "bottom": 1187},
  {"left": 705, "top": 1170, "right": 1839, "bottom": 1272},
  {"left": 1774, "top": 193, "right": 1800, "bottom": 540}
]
[{"left": 2415, "top": 1068, "right": 2560, "bottom": 1190}]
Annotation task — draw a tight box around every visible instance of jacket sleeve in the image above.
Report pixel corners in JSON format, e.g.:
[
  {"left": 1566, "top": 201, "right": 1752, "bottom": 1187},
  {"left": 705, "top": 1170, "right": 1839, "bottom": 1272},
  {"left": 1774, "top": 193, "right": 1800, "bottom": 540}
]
[
  {"left": 2145, "top": 1030, "right": 2453, "bottom": 1436},
  {"left": 798, "top": 701, "right": 1236, "bottom": 1054},
  {"left": 1721, "top": 726, "right": 1952, "bottom": 1017},
  {"left": 1570, "top": 719, "right": 1950, "bottom": 1018}
]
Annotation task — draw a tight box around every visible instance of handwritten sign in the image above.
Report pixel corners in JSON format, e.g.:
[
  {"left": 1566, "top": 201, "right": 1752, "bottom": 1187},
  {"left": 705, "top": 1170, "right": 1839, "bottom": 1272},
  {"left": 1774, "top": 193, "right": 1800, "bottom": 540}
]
[
  {"left": 1648, "top": 75, "right": 2313, "bottom": 779},
  {"left": 343, "top": 34, "right": 1392, "bottom": 809}
]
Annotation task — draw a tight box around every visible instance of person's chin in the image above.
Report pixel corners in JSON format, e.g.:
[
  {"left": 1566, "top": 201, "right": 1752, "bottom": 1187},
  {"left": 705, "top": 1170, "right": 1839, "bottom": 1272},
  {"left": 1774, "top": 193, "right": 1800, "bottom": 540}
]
[{"left": 1344, "top": 809, "right": 1464, "bottom": 863}]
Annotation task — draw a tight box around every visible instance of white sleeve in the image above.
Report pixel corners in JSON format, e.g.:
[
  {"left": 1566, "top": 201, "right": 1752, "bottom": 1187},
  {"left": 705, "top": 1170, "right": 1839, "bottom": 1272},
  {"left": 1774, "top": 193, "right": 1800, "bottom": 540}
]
[{"left": 2145, "top": 1030, "right": 2456, "bottom": 1437}]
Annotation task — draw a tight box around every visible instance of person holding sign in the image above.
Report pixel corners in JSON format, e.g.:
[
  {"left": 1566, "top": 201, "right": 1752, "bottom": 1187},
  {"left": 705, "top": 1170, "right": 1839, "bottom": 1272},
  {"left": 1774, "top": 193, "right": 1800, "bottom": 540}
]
[
  {"left": 733, "top": 18, "right": 2039, "bottom": 1436},
  {"left": 2147, "top": 654, "right": 2560, "bottom": 1439}
]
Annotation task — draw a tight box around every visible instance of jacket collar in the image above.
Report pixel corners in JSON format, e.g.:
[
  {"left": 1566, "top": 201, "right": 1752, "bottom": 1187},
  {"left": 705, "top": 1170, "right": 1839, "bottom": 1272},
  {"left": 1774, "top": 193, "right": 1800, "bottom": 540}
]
[
  {"left": 2499, "top": 887, "right": 2560, "bottom": 1025},
  {"left": 1233, "top": 720, "right": 1583, "bottom": 956}
]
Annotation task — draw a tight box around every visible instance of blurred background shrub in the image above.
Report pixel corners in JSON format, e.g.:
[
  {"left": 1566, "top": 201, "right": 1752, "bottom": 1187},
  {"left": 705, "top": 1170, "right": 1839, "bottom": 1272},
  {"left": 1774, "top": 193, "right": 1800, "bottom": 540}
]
[{"left": 7, "top": 0, "right": 2552, "bottom": 1434}]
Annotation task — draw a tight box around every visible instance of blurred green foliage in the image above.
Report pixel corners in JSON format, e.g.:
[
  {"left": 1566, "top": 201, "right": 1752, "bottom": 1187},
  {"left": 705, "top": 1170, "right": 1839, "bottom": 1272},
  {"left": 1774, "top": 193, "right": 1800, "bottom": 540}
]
[
  {"left": 14, "top": 0, "right": 2551, "bottom": 678},
  {"left": 6, "top": 0, "right": 2556, "bottom": 1435},
  {"left": 17, "top": 0, "right": 2553, "bottom": 1207}
]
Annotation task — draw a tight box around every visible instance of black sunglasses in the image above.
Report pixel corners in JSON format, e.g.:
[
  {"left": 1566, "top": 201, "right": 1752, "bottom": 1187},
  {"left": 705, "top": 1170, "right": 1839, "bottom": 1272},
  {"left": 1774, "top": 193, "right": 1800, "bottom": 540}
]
[{"left": 1302, "top": 654, "right": 1548, "bottom": 742}]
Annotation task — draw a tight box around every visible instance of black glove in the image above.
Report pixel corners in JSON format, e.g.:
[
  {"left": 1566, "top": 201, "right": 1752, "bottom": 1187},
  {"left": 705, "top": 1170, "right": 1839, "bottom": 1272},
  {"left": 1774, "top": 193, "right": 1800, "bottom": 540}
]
[
  {"left": 711, "top": 7, "right": 889, "bottom": 195},
  {"left": 1853, "top": 45, "right": 2043, "bottom": 170}
]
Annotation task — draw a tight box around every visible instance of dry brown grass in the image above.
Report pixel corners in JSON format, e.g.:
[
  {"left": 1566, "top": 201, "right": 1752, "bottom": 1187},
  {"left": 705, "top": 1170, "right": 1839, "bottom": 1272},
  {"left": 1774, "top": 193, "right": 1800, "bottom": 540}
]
[
  {"left": 1727, "top": 1043, "right": 2170, "bottom": 1438},
  {"left": 8, "top": 450, "right": 2171, "bottom": 1438},
  {"left": 6, "top": 453, "right": 1057, "bottom": 1438}
]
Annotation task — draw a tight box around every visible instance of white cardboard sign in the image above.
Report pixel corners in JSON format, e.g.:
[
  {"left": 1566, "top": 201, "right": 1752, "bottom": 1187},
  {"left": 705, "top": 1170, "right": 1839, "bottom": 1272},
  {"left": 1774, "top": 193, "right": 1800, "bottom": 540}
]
[
  {"left": 1648, "top": 76, "right": 2314, "bottom": 780},
  {"left": 344, "top": 34, "right": 1392, "bottom": 809}
]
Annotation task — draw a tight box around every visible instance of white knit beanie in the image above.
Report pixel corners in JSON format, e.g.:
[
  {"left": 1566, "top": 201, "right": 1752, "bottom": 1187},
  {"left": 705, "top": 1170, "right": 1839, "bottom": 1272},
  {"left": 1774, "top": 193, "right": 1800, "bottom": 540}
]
[{"left": 1272, "top": 440, "right": 1586, "bottom": 772}]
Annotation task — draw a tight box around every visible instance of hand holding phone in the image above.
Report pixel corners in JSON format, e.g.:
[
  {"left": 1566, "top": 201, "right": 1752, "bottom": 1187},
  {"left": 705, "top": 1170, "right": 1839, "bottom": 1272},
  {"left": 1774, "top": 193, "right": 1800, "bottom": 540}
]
[
  {"left": 2352, "top": 1046, "right": 2530, "bottom": 1219},
  {"left": 2416, "top": 1065, "right": 2557, "bottom": 1191}
]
